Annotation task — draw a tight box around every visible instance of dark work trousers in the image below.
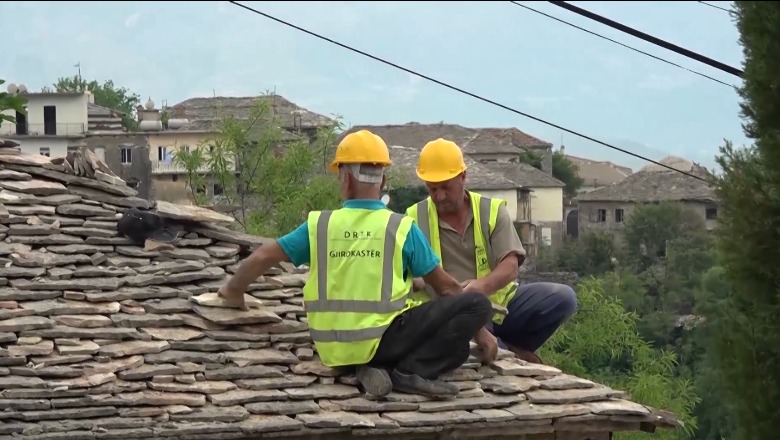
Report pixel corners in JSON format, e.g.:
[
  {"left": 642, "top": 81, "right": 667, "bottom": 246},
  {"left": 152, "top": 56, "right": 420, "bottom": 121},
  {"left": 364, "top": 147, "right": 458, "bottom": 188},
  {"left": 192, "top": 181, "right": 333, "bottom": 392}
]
[
  {"left": 369, "top": 292, "right": 492, "bottom": 380},
  {"left": 488, "top": 282, "right": 578, "bottom": 352}
]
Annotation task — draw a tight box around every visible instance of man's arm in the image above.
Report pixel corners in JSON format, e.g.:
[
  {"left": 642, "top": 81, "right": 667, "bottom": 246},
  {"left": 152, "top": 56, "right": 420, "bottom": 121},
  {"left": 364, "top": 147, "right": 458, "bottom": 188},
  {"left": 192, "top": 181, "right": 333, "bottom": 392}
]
[
  {"left": 224, "top": 241, "right": 290, "bottom": 294},
  {"left": 422, "top": 266, "right": 463, "bottom": 297},
  {"left": 469, "top": 204, "right": 525, "bottom": 295},
  {"left": 221, "top": 221, "right": 310, "bottom": 307},
  {"left": 404, "top": 222, "right": 463, "bottom": 297}
]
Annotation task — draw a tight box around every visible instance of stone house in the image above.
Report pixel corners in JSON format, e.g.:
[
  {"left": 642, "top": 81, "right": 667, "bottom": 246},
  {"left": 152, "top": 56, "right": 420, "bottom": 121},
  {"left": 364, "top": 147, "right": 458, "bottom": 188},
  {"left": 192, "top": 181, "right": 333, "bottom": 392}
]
[
  {"left": 0, "top": 141, "right": 683, "bottom": 440},
  {"left": 341, "top": 123, "right": 566, "bottom": 250},
  {"left": 144, "top": 95, "right": 334, "bottom": 204},
  {"left": 574, "top": 156, "right": 717, "bottom": 237},
  {"left": 84, "top": 95, "right": 333, "bottom": 205},
  {"left": 560, "top": 148, "right": 633, "bottom": 238}
]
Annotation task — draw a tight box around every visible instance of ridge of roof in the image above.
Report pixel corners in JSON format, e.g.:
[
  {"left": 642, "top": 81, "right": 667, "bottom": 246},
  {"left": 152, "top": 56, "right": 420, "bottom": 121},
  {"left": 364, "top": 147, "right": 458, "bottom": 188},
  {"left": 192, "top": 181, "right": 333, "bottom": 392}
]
[{"left": 0, "top": 138, "right": 680, "bottom": 439}]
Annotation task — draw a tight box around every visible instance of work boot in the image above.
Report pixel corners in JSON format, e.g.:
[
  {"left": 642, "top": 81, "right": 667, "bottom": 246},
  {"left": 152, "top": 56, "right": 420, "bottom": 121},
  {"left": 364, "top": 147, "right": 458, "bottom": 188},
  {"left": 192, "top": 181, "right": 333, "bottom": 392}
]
[
  {"left": 508, "top": 344, "right": 545, "bottom": 364},
  {"left": 355, "top": 365, "right": 393, "bottom": 397},
  {"left": 390, "top": 369, "right": 459, "bottom": 399}
]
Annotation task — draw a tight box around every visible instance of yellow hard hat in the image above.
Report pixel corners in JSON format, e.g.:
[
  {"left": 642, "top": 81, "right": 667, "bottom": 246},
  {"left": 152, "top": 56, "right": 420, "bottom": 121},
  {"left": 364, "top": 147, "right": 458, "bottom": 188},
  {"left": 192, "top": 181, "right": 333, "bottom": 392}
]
[
  {"left": 416, "top": 138, "right": 467, "bottom": 183},
  {"left": 328, "top": 130, "right": 392, "bottom": 173}
]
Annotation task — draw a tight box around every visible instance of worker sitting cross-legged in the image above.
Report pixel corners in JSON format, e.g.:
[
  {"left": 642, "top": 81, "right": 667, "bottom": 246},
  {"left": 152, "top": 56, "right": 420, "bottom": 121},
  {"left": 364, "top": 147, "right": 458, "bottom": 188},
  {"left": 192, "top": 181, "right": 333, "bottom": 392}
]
[
  {"left": 407, "top": 138, "right": 578, "bottom": 364},
  {"left": 218, "top": 130, "right": 492, "bottom": 399}
]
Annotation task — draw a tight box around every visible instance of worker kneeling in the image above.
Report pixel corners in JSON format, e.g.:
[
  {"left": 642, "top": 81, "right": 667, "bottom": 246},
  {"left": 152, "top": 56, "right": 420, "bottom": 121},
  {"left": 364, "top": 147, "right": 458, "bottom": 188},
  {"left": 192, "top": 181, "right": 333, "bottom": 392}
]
[{"left": 218, "top": 130, "right": 492, "bottom": 399}]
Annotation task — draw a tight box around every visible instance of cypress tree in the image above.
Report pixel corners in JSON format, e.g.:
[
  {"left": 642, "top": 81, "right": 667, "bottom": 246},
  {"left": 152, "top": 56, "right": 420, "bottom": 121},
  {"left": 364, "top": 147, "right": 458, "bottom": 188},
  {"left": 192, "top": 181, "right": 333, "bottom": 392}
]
[{"left": 710, "top": 3, "right": 780, "bottom": 439}]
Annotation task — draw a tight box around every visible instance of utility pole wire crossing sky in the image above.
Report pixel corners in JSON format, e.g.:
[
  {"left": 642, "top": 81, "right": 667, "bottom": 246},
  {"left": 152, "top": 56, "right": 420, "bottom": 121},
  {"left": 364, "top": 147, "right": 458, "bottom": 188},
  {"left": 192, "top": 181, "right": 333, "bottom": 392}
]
[
  {"left": 226, "top": 1, "right": 711, "bottom": 183},
  {"left": 547, "top": 1, "right": 743, "bottom": 78},
  {"left": 509, "top": 1, "right": 736, "bottom": 89}
]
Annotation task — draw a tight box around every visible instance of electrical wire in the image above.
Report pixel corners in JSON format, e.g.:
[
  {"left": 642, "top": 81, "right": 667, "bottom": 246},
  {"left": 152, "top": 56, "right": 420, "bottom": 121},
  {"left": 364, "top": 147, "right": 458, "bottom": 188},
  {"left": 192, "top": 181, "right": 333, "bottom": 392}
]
[
  {"left": 548, "top": 1, "right": 743, "bottom": 78},
  {"left": 697, "top": 1, "right": 735, "bottom": 14},
  {"left": 226, "top": 0, "right": 712, "bottom": 183},
  {"left": 509, "top": 1, "right": 736, "bottom": 89}
]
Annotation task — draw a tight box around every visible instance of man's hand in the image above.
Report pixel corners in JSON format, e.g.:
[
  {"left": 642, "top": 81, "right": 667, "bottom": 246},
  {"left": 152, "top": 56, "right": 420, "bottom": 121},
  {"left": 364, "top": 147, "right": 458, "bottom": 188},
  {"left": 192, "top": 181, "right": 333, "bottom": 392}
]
[
  {"left": 474, "top": 327, "right": 498, "bottom": 364},
  {"left": 412, "top": 277, "right": 426, "bottom": 291},
  {"left": 461, "top": 278, "right": 489, "bottom": 294},
  {"left": 218, "top": 284, "right": 248, "bottom": 311}
]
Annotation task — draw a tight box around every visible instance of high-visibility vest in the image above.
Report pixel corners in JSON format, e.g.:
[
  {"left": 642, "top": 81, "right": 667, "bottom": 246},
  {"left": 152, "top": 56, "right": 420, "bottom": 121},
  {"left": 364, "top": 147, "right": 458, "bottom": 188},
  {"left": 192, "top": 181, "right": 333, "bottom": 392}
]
[
  {"left": 406, "top": 192, "right": 517, "bottom": 324},
  {"left": 303, "top": 208, "right": 416, "bottom": 367}
]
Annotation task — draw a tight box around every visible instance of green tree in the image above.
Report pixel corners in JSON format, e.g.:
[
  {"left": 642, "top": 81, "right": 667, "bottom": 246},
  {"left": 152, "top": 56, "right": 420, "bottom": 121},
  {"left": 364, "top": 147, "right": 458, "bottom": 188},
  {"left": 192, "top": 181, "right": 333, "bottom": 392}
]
[
  {"left": 518, "top": 149, "right": 583, "bottom": 198},
  {"left": 688, "top": 266, "right": 737, "bottom": 440},
  {"left": 554, "top": 231, "right": 618, "bottom": 276},
  {"left": 703, "top": 3, "right": 780, "bottom": 439},
  {"left": 540, "top": 276, "right": 699, "bottom": 440},
  {"left": 175, "top": 93, "right": 343, "bottom": 237},
  {"left": 622, "top": 202, "right": 708, "bottom": 272},
  {"left": 0, "top": 79, "right": 27, "bottom": 125},
  {"left": 53, "top": 76, "right": 140, "bottom": 131},
  {"left": 387, "top": 185, "right": 427, "bottom": 213}
]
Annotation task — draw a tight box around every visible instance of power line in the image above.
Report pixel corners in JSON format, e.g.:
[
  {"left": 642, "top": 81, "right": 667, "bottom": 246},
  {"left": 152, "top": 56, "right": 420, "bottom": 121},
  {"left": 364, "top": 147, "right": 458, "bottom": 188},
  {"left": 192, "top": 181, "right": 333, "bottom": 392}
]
[
  {"left": 697, "top": 1, "right": 735, "bottom": 14},
  {"left": 548, "top": 1, "right": 743, "bottom": 78},
  {"left": 226, "top": 1, "right": 711, "bottom": 183},
  {"left": 509, "top": 1, "right": 736, "bottom": 89}
]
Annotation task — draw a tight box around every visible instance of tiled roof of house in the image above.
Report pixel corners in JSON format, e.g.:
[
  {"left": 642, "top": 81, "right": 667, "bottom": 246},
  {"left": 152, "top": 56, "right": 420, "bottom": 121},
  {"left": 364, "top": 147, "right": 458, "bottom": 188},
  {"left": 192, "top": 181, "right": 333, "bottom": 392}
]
[
  {"left": 574, "top": 168, "right": 715, "bottom": 203},
  {"left": 566, "top": 155, "right": 632, "bottom": 188},
  {"left": 87, "top": 103, "right": 125, "bottom": 118},
  {"left": 0, "top": 138, "right": 680, "bottom": 440},
  {"left": 488, "top": 162, "right": 566, "bottom": 188},
  {"left": 388, "top": 145, "right": 518, "bottom": 191},
  {"left": 343, "top": 123, "right": 551, "bottom": 155},
  {"left": 168, "top": 95, "right": 334, "bottom": 130}
]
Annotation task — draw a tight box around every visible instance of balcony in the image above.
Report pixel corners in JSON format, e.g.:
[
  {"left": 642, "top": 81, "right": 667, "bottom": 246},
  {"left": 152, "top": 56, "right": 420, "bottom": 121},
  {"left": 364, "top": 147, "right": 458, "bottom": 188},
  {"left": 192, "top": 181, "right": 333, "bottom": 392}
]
[
  {"left": 151, "top": 160, "right": 236, "bottom": 175},
  {"left": 11, "top": 122, "right": 86, "bottom": 137}
]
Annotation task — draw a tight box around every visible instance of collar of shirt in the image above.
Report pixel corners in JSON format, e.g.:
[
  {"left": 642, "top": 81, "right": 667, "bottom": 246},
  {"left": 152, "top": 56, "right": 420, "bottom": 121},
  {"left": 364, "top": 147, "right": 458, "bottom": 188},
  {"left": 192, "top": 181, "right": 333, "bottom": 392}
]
[{"left": 342, "top": 199, "right": 386, "bottom": 210}]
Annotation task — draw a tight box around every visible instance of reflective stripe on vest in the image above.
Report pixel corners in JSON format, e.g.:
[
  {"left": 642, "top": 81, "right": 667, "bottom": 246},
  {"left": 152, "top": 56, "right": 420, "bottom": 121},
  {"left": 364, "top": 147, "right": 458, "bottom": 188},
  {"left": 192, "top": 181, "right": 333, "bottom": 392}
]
[
  {"left": 303, "top": 208, "right": 414, "bottom": 366},
  {"left": 406, "top": 192, "right": 517, "bottom": 324}
]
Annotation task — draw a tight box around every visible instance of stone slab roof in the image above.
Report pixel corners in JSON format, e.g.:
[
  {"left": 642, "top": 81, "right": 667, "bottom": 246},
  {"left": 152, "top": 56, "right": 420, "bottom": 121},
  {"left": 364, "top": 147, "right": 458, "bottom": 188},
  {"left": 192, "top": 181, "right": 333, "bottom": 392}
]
[
  {"left": 168, "top": 95, "right": 334, "bottom": 130},
  {"left": 0, "top": 139, "right": 679, "bottom": 439},
  {"left": 488, "top": 162, "right": 566, "bottom": 189},
  {"left": 566, "top": 155, "right": 632, "bottom": 188},
  {"left": 388, "top": 145, "right": 518, "bottom": 191},
  {"left": 575, "top": 168, "right": 716, "bottom": 203},
  {"left": 343, "top": 123, "right": 550, "bottom": 155}
]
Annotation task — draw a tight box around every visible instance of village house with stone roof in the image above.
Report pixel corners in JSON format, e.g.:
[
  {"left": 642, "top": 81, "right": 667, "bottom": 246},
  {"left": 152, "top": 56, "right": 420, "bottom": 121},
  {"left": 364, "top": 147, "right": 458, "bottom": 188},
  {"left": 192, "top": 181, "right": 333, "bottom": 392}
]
[
  {"left": 0, "top": 135, "right": 683, "bottom": 440},
  {"left": 135, "top": 95, "right": 335, "bottom": 205},
  {"left": 341, "top": 123, "right": 567, "bottom": 250},
  {"left": 574, "top": 156, "right": 718, "bottom": 237}
]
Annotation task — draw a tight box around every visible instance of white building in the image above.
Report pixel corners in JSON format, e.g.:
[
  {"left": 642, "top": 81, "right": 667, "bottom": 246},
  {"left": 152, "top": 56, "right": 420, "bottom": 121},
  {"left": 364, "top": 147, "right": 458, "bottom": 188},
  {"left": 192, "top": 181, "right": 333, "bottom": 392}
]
[{"left": 0, "top": 82, "right": 90, "bottom": 157}]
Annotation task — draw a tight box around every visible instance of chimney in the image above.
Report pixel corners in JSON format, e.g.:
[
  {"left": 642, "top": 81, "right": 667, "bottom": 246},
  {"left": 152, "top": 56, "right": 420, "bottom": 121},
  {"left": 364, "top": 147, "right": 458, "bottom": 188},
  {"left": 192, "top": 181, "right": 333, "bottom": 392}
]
[
  {"left": 138, "top": 98, "right": 161, "bottom": 123},
  {"left": 541, "top": 146, "right": 553, "bottom": 176}
]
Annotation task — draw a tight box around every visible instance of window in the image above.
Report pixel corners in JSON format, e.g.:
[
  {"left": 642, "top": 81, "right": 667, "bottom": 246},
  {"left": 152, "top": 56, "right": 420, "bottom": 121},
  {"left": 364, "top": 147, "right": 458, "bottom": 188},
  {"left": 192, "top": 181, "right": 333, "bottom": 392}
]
[
  {"left": 120, "top": 148, "right": 132, "bottom": 164},
  {"left": 705, "top": 207, "right": 718, "bottom": 220},
  {"left": 213, "top": 183, "right": 224, "bottom": 196},
  {"left": 181, "top": 145, "right": 190, "bottom": 153},
  {"left": 67, "top": 146, "right": 79, "bottom": 155},
  {"left": 39, "top": 147, "right": 50, "bottom": 157},
  {"left": 615, "top": 208, "right": 624, "bottom": 223},
  {"left": 596, "top": 209, "right": 607, "bottom": 222},
  {"left": 158, "top": 146, "right": 168, "bottom": 162}
]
